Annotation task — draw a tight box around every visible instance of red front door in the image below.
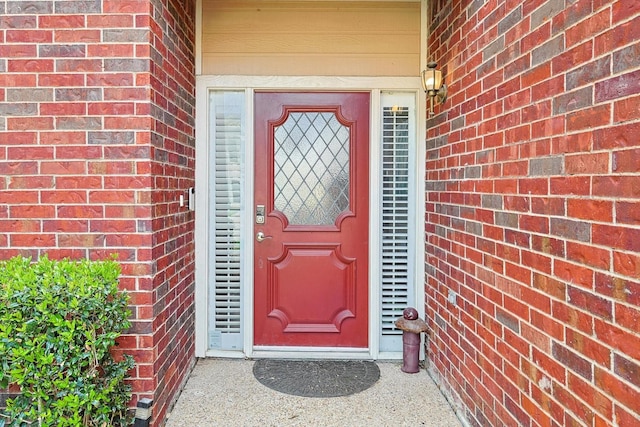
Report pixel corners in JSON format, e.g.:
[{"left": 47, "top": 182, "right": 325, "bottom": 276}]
[{"left": 254, "top": 92, "right": 370, "bottom": 348}]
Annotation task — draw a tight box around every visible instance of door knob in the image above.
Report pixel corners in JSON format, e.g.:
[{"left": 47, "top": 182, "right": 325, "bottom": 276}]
[{"left": 256, "top": 231, "right": 272, "bottom": 242}]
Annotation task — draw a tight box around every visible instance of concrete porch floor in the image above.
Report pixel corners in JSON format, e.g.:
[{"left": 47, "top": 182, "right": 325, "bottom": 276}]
[{"left": 164, "top": 358, "right": 463, "bottom": 426}]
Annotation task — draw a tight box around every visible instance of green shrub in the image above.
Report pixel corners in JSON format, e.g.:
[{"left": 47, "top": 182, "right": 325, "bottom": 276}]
[{"left": 0, "top": 256, "right": 134, "bottom": 427}]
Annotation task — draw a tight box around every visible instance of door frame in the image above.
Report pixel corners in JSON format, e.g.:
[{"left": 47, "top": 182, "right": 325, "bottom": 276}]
[{"left": 194, "top": 76, "right": 426, "bottom": 359}]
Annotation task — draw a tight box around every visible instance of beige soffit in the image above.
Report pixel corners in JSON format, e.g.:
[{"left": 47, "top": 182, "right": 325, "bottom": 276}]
[{"left": 201, "top": 0, "right": 421, "bottom": 76}]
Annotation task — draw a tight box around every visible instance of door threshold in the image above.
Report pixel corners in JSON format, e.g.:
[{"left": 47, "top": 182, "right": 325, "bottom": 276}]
[
  {"left": 205, "top": 349, "right": 246, "bottom": 359},
  {"left": 251, "top": 347, "right": 372, "bottom": 360},
  {"left": 203, "top": 349, "right": 404, "bottom": 360}
]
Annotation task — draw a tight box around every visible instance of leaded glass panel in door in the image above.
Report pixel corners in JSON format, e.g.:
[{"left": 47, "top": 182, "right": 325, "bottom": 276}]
[{"left": 273, "top": 112, "right": 350, "bottom": 226}]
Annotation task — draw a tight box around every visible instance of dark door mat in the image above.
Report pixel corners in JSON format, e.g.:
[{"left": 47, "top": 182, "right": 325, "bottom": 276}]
[{"left": 252, "top": 359, "right": 380, "bottom": 398}]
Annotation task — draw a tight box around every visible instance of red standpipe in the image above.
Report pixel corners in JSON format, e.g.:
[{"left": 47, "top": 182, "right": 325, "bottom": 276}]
[{"left": 394, "top": 307, "right": 430, "bottom": 374}]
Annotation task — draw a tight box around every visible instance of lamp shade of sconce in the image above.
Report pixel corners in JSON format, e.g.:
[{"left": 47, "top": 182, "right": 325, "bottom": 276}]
[{"left": 421, "top": 61, "right": 447, "bottom": 115}]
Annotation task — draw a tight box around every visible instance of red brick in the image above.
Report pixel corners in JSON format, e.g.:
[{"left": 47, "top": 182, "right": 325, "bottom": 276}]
[
  {"left": 566, "top": 242, "right": 610, "bottom": 270},
  {"left": 39, "top": 15, "right": 85, "bottom": 28},
  {"left": 54, "top": 29, "right": 101, "bottom": 43},
  {"left": 615, "top": 405, "right": 640, "bottom": 427},
  {"left": 567, "top": 199, "right": 612, "bottom": 222},
  {"left": 523, "top": 101, "right": 552, "bottom": 124},
  {"left": 613, "top": 251, "right": 640, "bottom": 277},
  {"left": 86, "top": 15, "right": 134, "bottom": 27},
  {"left": 505, "top": 262, "right": 532, "bottom": 285},
  {"left": 40, "top": 102, "right": 86, "bottom": 116},
  {"left": 58, "top": 234, "right": 106, "bottom": 248},
  {"left": 522, "top": 21, "right": 551, "bottom": 54},
  {"left": 5, "top": 29, "right": 53, "bottom": 43},
  {"left": 105, "top": 205, "right": 151, "bottom": 219},
  {"left": 0, "top": 132, "right": 37, "bottom": 145},
  {"left": 57, "top": 205, "right": 103, "bottom": 219},
  {"left": 88, "top": 102, "right": 136, "bottom": 115},
  {"left": 8, "top": 59, "right": 54, "bottom": 73},
  {"left": 615, "top": 303, "right": 640, "bottom": 334},
  {"left": 104, "top": 176, "right": 152, "bottom": 190},
  {"left": 104, "top": 117, "right": 153, "bottom": 130},
  {"left": 532, "top": 117, "right": 564, "bottom": 139},
  {"left": 0, "top": 45, "right": 37, "bottom": 58},
  {"left": 595, "top": 15, "right": 640, "bottom": 56},
  {"left": 566, "top": 105, "right": 611, "bottom": 132},
  {"left": 39, "top": 131, "right": 86, "bottom": 145},
  {"left": 552, "top": 131, "right": 593, "bottom": 154},
  {"left": 56, "top": 59, "right": 102, "bottom": 73},
  {"left": 612, "top": 148, "right": 640, "bottom": 173},
  {"left": 87, "top": 44, "right": 135, "bottom": 58},
  {"left": 595, "top": 319, "right": 640, "bottom": 359},
  {"left": 533, "top": 347, "right": 567, "bottom": 384},
  {"left": 0, "top": 220, "right": 41, "bottom": 232},
  {"left": 505, "top": 88, "right": 532, "bottom": 111},
  {"left": 593, "top": 224, "right": 640, "bottom": 252},
  {"left": 0, "top": 161, "right": 39, "bottom": 176},
  {"left": 8, "top": 117, "right": 54, "bottom": 131},
  {"left": 522, "top": 63, "right": 551, "bottom": 88},
  {"left": 87, "top": 73, "right": 134, "bottom": 87},
  {"left": 593, "top": 176, "right": 640, "bottom": 198},
  {"left": 555, "top": 384, "right": 595, "bottom": 426},
  {"left": 120, "top": 262, "right": 153, "bottom": 277},
  {"left": 524, "top": 276, "right": 554, "bottom": 308},
  {"left": 595, "top": 272, "right": 640, "bottom": 305},
  {"left": 552, "top": 0, "right": 594, "bottom": 32},
  {"left": 532, "top": 76, "right": 564, "bottom": 103},
  {"left": 7, "top": 147, "right": 53, "bottom": 161},
  {"left": 593, "top": 122, "right": 640, "bottom": 150},
  {"left": 104, "top": 0, "right": 152, "bottom": 13},
  {"left": 554, "top": 259, "right": 593, "bottom": 289},
  {"left": 505, "top": 124, "right": 531, "bottom": 143},
  {"left": 0, "top": 190, "right": 40, "bottom": 204},
  {"left": 56, "top": 146, "right": 102, "bottom": 160},
  {"left": 42, "top": 220, "right": 88, "bottom": 233},
  {"left": 483, "top": 132, "right": 504, "bottom": 148},
  {"left": 566, "top": 8, "right": 611, "bottom": 48},
  {"left": 504, "top": 160, "right": 528, "bottom": 176},
  {"left": 566, "top": 328, "right": 611, "bottom": 367},
  {"left": 567, "top": 286, "right": 613, "bottom": 320},
  {"left": 90, "top": 220, "right": 137, "bottom": 233},
  {"left": 56, "top": 176, "right": 103, "bottom": 189},
  {"left": 519, "top": 178, "right": 549, "bottom": 195},
  {"left": 40, "top": 190, "right": 87, "bottom": 204},
  {"left": 614, "top": 94, "right": 640, "bottom": 122},
  {"left": 520, "top": 139, "right": 551, "bottom": 158},
  {"left": 11, "top": 234, "right": 56, "bottom": 247},
  {"left": 38, "top": 73, "right": 85, "bottom": 87},
  {"left": 530, "top": 310, "right": 564, "bottom": 340},
  {"left": 612, "top": 0, "right": 640, "bottom": 23},
  {"left": 7, "top": 176, "right": 54, "bottom": 189},
  {"left": 552, "top": 41, "right": 593, "bottom": 75},
  {"left": 596, "top": 70, "right": 640, "bottom": 103},
  {"left": 40, "top": 161, "right": 86, "bottom": 175},
  {"left": 531, "top": 197, "right": 564, "bottom": 216},
  {"left": 565, "top": 152, "right": 609, "bottom": 174},
  {"left": 533, "top": 273, "right": 567, "bottom": 301},
  {"left": 568, "top": 372, "right": 613, "bottom": 420},
  {"left": 595, "top": 367, "right": 640, "bottom": 414}
]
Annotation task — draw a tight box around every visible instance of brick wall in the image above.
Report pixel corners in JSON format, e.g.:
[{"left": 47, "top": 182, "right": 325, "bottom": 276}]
[
  {"left": 147, "top": 0, "right": 196, "bottom": 423},
  {"left": 425, "top": 0, "right": 640, "bottom": 426},
  {"left": 0, "top": 1, "right": 196, "bottom": 424}
]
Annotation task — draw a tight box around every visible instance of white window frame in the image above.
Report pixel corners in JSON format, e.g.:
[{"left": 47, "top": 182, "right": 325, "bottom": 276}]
[{"left": 194, "top": 76, "right": 426, "bottom": 359}]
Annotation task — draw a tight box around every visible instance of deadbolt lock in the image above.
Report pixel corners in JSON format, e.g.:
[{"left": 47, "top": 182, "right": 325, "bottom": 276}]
[{"left": 256, "top": 205, "right": 265, "bottom": 224}]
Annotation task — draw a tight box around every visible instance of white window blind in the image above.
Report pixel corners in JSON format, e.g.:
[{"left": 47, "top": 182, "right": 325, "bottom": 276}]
[
  {"left": 380, "top": 93, "right": 416, "bottom": 352},
  {"left": 208, "top": 91, "right": 244, "bottom": 350}
]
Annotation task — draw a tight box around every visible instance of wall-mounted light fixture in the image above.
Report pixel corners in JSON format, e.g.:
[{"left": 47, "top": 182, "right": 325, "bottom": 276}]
[{"left": 421, "top": 61, "right": 447, "bottom": 116}]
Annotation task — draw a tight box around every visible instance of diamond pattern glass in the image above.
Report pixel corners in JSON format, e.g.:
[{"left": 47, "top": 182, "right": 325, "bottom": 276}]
[{"left": 274, "top": 112, "right": 350, "bottom": 225}]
